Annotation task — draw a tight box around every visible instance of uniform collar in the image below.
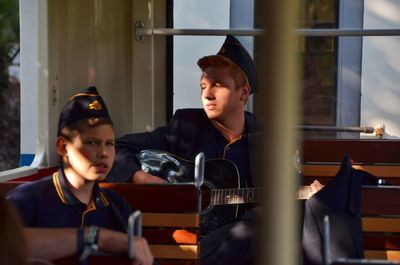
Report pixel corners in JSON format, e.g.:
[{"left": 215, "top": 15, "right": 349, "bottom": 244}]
[{"left": 52, "top": 168, "right": 109, "bottom": 208}]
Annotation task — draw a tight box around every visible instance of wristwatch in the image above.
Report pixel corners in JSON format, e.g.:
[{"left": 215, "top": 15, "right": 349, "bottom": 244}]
[{"left": 79, "top": 226, "right": 100, "bottom": 262}]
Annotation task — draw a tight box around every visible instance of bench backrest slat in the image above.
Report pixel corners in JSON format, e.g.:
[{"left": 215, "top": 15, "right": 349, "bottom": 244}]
[{"left": 143, "top": 213, "right": 199, "bottom": 227}]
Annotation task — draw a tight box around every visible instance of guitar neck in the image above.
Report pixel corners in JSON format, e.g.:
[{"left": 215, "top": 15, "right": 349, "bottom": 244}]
[
  {"left": 210, "top": 186, "right": 312, "bottom": 206},
  {"left": 210, "top": 187, "right": 261, "bottom": 206},
  {"left": 296, "top": 186, "right": 313, "bottom": 200}
]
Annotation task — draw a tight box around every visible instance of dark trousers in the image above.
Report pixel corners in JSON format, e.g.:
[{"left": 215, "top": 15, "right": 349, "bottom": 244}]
[{"left": 200, "top": 208, "right": 259, "bottom": 265}]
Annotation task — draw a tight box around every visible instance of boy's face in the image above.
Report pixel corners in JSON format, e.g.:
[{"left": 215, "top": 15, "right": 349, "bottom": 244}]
[
  {"left": 200, "top": 66, "right": 248, "bottom": 122},
  {"left": 57, "top": 123, "right": 115, "bottom": 183}
]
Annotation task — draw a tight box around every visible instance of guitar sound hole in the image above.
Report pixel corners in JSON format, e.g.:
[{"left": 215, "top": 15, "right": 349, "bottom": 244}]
[{"left": 200, "top": 185, "right": 213, "bottom": 212}]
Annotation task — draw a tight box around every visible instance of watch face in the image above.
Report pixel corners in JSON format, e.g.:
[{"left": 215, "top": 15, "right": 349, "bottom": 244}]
[
  {"left": 80, "top": 226, "right": 100, "bottom": 261},
  {"left": 87, "top": 226, "right": 100, "bottom": 245}
]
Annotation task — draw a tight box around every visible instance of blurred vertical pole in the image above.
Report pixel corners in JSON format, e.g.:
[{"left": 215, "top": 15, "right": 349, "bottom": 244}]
[{"left": 256, "top": 0, "right": 301, "bottom": 264}]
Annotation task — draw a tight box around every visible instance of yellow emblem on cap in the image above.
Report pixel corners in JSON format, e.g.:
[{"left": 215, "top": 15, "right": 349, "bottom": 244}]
[
  {"left": 219, "top": 47, "right": 226, "bottom": 54},
  {"left": 89, "top": 100, "right": 102, "bottom": 111}
]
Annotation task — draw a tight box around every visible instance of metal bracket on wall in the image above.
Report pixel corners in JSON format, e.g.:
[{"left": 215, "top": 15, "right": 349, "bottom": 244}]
[{"left": 135, "top": 21, "right": 146, "bottom": 41}]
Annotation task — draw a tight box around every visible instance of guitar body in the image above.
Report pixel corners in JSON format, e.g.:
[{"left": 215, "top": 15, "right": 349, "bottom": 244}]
[
  {"left": 201, "top": 159, "right": 242, "bottom": 235},
  {"left": 136, "top": 150, "right": 312, "bottom": 236},
  {"left": 136, "top": 150, "right": 245, "bottom": 235}
]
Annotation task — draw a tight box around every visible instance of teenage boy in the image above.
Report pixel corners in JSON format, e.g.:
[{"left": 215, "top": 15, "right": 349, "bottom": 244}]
[
  {"left": 8, "top": 87, "right": 153, "bottom": 264},
  {"left": 107, "top": 35, "right": 323, "bottom": 265},
  {"left": 107, "top": 35, "right": 259, "bottom": 265}
]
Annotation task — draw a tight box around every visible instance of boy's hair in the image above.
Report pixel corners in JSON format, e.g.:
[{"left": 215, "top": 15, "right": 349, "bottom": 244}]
[
  {"left": 58, "top": 116, "right": 113, "bottom": 141},
  {"left": 197, "top": 35, "right": 258, "bottom": 93},
  {"left": 197, "top": 55, "right": 248, "bottom": 89}
]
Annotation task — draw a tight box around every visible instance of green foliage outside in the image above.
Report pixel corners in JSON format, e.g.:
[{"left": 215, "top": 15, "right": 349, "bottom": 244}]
[
  {"left": 0, "top": 0, "right": 20, "bottom": 170},
  {"left": 0, "top": 0, "right": 19, "bottom": 90}
]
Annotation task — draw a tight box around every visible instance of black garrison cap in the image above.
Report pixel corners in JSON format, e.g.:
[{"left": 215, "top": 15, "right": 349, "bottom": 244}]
[
  {"left": 57, "top": 86, "right": 111, "bottom": 135},
  {"left": 198, "top": 35, "right": 258, "bottom": 93}
]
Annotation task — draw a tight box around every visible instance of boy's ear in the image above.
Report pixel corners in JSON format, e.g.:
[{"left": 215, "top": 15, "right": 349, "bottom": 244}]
[
  {"left": 56, "top": 136, "right": 68, "bottom": 157},
  {"left": 240, "top": 84, "right": 250, "bottom": 101}
]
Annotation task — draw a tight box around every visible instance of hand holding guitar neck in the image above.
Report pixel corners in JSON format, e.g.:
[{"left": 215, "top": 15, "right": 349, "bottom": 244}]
[
  {"left": 309, "top": 180, "right": 324, "bottom": 195},
  {"left": 131, "top": 170, "right": 168, "bottom": 184}
]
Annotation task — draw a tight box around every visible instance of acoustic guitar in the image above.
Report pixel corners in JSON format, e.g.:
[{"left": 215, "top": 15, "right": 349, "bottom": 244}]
[{"left": 136, "top": 149, "right": 313, "bottom": 235}]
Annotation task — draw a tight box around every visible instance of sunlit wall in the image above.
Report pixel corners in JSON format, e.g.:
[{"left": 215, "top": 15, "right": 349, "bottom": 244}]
[{"left": 361, "top": 0, "right": 400, "bottom": 139}]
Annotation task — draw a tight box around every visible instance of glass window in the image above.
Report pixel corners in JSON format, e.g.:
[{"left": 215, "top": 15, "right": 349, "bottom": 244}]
[
  {"left": 173, "top": 0, "right": 400, "bottom": 140},
  {"left": 173, "top": 0, "right": 255, "bottom": 113},
  {"left": 299, "top": 0, "right": 339, "bottom": 138},
  {"left": 173, "top": 0, "right": 231, "bottom": 112}
]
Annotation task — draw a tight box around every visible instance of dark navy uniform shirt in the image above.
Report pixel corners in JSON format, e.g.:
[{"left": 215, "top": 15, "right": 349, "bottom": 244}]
[
  {"left": 7, "top": 168, "right": 132, "bottom": 232},
  {"left": 212, "top": 123, "right": 252, "bottom": 188},
  {"left": 107, "top": 108, "right": 259, "bottom": 188}
]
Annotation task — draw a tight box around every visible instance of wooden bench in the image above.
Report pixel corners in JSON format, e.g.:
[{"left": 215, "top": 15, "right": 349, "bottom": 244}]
[
  {"left": 361, "top": 186, "right": 400, "bottom": 261},
  {"left": 7, "top": 150, "right": 400, "bottom": 263},
  {"left": 100, "top": 183, "right": 201, "bottom": 265},
  {"left": 1, "top": 181, "right": 201, "bottom": 265},
  {"left": 301, "top": 139, "right": 400, "bottom": 185}
]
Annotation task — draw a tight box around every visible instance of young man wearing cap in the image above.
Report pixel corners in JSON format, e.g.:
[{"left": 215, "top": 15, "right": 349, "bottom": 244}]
[
  {"left": 106, "top": 35, "right": 260, "bottom": 264},
  {"left": 7, "top": 87, "right": 153, "bottom": 265},
  {"left": 107, "top": 35, "right": 259, "bottom": 186}
]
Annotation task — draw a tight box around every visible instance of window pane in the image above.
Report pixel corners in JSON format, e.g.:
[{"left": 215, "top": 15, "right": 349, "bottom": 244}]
[
  {"left": 173, "top": 1, "right": 400, "bottom": 140},
  {"left": 299, "top": 0, "right": 339, "bottom": 139},
  {"left": 173, "top": 0, "right": 230, "bottom": 111},
  {"left": 173, "top": 0, "right": 255, "bottom": 113}
]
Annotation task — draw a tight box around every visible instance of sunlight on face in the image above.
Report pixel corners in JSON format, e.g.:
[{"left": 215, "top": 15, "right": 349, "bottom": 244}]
[
  {"left": 200, "top": 67, "right": 244, "bottom": 121},
  {"left": 63, "top": 124, "right": 115, "bottom": 184}
]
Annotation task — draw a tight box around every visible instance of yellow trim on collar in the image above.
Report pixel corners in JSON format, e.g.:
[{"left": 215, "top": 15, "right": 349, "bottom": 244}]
[
  {"left": 52, "top": 172, "right": 67, "bottom": 204},
  {"left": 80, "top": 200, "right": 97, "bottom": 227},
  {"left": 99, "top": 191, "right": 110, "bottom": 207},
  {"left": 223, "top": 135, "right": 243, "bottom": 159}
]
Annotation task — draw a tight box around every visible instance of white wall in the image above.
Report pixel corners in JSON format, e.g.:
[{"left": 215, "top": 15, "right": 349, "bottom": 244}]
[
  {"left": 361, "top": 0, "right": 400, "bottom": 139},
  {"left": 20, "top": 0, "right": 38, "bottom": 163},
  {"left": 18, "top": 0, "right": 167, "bottom": 169}
]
